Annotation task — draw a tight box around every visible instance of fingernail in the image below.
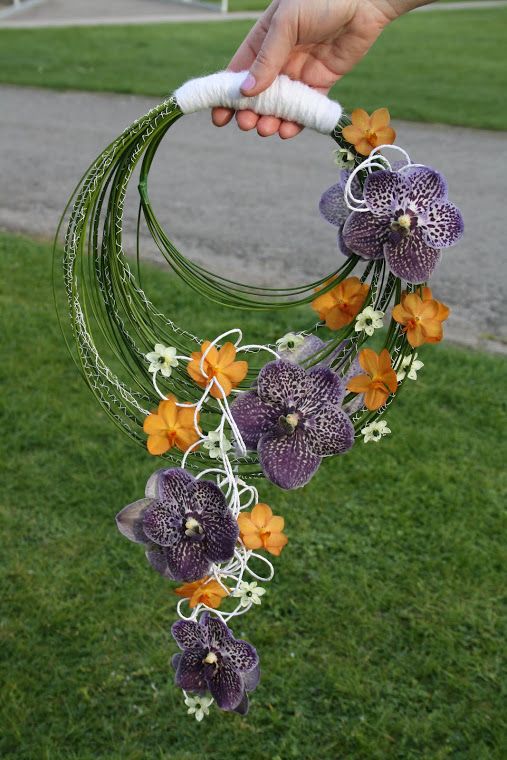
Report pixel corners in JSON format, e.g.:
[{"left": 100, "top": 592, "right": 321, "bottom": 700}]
[{"left": 241, "top": 73, "right": 256, "bottom": 93}]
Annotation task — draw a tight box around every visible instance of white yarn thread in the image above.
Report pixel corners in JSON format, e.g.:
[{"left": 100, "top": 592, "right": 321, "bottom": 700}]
[{"left": 174, "top": 70, "right": 342, "bottom": 134}]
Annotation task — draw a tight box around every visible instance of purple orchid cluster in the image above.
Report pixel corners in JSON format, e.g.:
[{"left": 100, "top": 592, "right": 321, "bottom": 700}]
[
  {"left": 320, "top": 165, "right": 464, "bottom": 284},
  {"left": 117, "top": 469, "right": 261, "bottom": 715}
]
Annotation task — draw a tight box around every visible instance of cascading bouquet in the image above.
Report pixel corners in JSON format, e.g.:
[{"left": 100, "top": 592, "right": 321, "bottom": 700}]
[{"left": 56, "top": 71, "right": 463, "bottom": 719}]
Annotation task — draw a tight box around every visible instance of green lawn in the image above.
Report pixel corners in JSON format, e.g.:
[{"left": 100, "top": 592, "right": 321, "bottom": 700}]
[
  {"left": 1, "top": 230, "right": 506, "bottom": 759},
  {"left": 0, "top": 8, "right": 506, "bottom": 129}
]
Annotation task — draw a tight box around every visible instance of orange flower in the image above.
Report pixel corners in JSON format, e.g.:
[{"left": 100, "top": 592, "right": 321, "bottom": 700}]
[
  {"left": 421, "top": 287, "right": 450, "bottom": 322},
  {"left": 342, "top": 108, "right": 396, "bottom": 157},
  {"left": 311, "top": 276, "right": 369, "bottom": 330},
  {"left": 174, "top": 576, "right": 230, "bottom": 609},
  {"left": 392, "top": 289, "right": 449, "bottom": 348},
  {"left": 187, "top": 341, "right": 248, "bottom": 399},
  {"left": 143, "top": 395, "right": 200, "bottom": 455},
  {"left": 346, "top": 348, "right": 398, "bottom": 410},
  {"left": 237, "top": 503, "right": 288, "bottom": 557}
]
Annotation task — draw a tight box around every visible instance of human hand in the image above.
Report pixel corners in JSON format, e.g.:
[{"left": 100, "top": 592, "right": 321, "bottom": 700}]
[{"left": 211, "top": 0, "right": 426, "bottom": 139}]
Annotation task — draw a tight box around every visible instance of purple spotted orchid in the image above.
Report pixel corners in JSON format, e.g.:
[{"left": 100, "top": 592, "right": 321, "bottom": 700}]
[
  {"left": 231, "top": 360, "right": 355, "bottom": 490},
  {"left": 172, "top": 612, "right": 260, "bottom": 715},
  {"left": 116, "top": 469, "right": 238, "bottom": 582},
  {"left": 342, "top": 166, "right": 464, "bottom": 283}
]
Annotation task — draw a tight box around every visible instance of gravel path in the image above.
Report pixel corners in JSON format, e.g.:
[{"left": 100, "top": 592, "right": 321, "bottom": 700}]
[{"left": 1, "top": 85, "right": 505, "bottom": 353}]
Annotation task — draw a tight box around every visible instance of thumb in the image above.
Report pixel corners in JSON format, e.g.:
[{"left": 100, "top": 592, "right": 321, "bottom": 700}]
[{"left": 240, "top": 13, "right": 295, "bottom": 97}]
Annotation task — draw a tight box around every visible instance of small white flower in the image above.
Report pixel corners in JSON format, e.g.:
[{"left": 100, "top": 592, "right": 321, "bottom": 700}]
[
  {"left": 232, "top": 580, "right": 266, "bottom": 607},
  {"left": 275, "top": 332, "right": 306, "bottom": 353},
  {"left": 184, "top": 694, "right": 213, "bottom": 722},
  {"left": 396, "top": 353, "right": 424, "bottom": 382},
  {"left": 203, "top": 430, "right": 232, "bottom": 460},
  {"left": 334, "top": 147, "right": 356, "bottom": 169},
  {"left": 355, "top": 306, "right": 384, "bottom": 336},
  {"left": 145, "top": 343, "right": 179, "bottom": 378},
  {"left": 361, "top": 419, "right": 391, "bottom": 443}
]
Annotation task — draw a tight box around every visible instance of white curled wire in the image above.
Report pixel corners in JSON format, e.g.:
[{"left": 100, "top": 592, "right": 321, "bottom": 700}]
[{"left": 344, "top": 144, "right": 418, "bottom": 213}]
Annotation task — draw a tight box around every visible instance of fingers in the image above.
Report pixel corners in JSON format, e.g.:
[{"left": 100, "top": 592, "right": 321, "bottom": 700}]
[
  {"left": 235, "top": 109, "right": 260, "bottom": 131},
  {"left": 211, "top": 107, "right": 235, "bottom": 127},
  {"left": 236, "top": 110, "right": 303, "bottom": 140},
  {"left": 227, "top": 1, "right": 280, "bottom": 73},
  {"left": 278, "top": 120, "right": 304, "bottom": 139},
  {"left": 241, "top": 12, "right": 296, "bottom": 97}
]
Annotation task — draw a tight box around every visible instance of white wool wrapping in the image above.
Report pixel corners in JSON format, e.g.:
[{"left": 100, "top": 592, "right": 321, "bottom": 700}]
[{"left": 174, "top": 71, "right": 342, "bottom": 134}]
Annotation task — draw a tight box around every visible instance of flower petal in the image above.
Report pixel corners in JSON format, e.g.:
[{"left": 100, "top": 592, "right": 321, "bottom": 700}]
[
  {"left": 371, "top": 126, "right": 396, "bottom": 147},
  {"left": 363, "top": 170, "right": 410, "bottom": 217},
  {"left": 115, "top": 498, "right": 151, "bottom": 543},
  {"left": 172, "top": 618, "right": 208, "bottom": 651},
  {"left": 258, "top": 429, "right": 321, "bottom": 490},
  {"left": 278, "top": 334, "right": 327, "bottom": 365},
  {"left": 341, "top": 124, "right": 364, "bottom": 144},
  {"left": 224, "top": 360, "right": 248, "bottom": 384},
  {"left": 164, "top": 539, "right": 211, "bottom": 582},
  {"left": 305, "top": 404, "right": 355, "bottom": 457},
  {"left": 359, "top": 347, "right": 380, "bottom": 377},
  {"left": 216, "top": 342, "right": 237, "bottom": 367},
  {"left": 232, "top": 692, "right": 250, "bottom": 715},
  {"left": 222, "top": 638, "right": 259, "bottom": 673},
  {"left": 202, "top": 341, "right": 219, "bottom": 366},
  {"left": 201, "top": 509, "right": 239, "bottom": 564},
  {"left": 205, "top": 659, "right": 245, "bottom": 711},
  {"left": 143, "top": 413, "right": 166, "bottom": 435},
  {"left": 420, "top": 201, "right": 464, "bottom": 248},
  {"left": 300, "top": 367, "right": 346, "bottom": 414},
  {"left": 350, "top": 108, "right": 371, "bottom": 131},
  {"left": 143, "top": 501, "right": 181, "bottom": 546},
  {"left": 204, "top": 613, "right": 231, "bottom": 649},
  {"left": 147, "top": 434, "right": 170, "bottom": 456},
  {"left": 243, "top": 661, "right": 261, "bottom": 692},
  {"left": 146, "top": 545, "right": 171, "bottom": 577},
  {"left": 230, "top": 391, "right": 279, "bottom": 450},
  {"left": 193, "top": 479, "right": 228, "bottom": 516},
  {"left": 265, "top": 532, "right": 288, "bottom": 550},
  {"left": 158, "top": 398, "right": 178, "bottom": 428},
  {"left": 157, "top": 469, "right": 195, "bottom": 511},
  {"left": 251, "top": 502, "right": 272, "bottom": 529},
  {"left": 384, "top": 227, "right": 441, "bottom": 284},
  {"left": 369, "top": 107, "right": 390, "bottom": 131},
  {"left": 355, "top": 138, "right": 374, "bottom": 156},
  {"left": 404, "top": 166, "right": 448, "bottom": 209},
  {"left": 319, "top": 182, "right": 350, "bottom": 227},
  {"left": 257, "top": 360, "right": 307, "bottom": 407},
  {"left": 210, "top": 373, "right": 232, "bottom": 398},
  {"left": 365, "top": 385, "right": 389, "bottom": 410},
  {"left": 174, "top": 651, "right": 207, "bottom": 693},
  {"left": 422, "top": 323, "right": 443, "bottom": 344},
  {"left": 265, "top": 515, "right": 284, "bottom": 533},
  {"left": 241, "top": 533, "right": 263, "bottom": 550},
  {"left": 342, "top": 211, "right": 388, "bottom": 259},
  {"left": 175, "top": 427, "right": 200, "bottom": 453},
  {"left": 346, "top": 374, "right": 372, "bottom": 394},
  {"left": 237, "top": 514, "right": 259, "bottom": 535}
]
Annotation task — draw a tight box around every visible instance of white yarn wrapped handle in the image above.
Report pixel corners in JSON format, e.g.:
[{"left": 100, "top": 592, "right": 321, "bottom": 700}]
[{"left": 174, "top": 71, "right": 342, "bottom": 135}]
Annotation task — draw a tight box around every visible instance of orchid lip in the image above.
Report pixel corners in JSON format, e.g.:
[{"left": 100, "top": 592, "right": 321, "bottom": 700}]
[
  {"left": 278, "top": 412, "right": 300, "bottom": 435},
  {"left": 184, "top": 514, "right": 204, "bottom": 540}
]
